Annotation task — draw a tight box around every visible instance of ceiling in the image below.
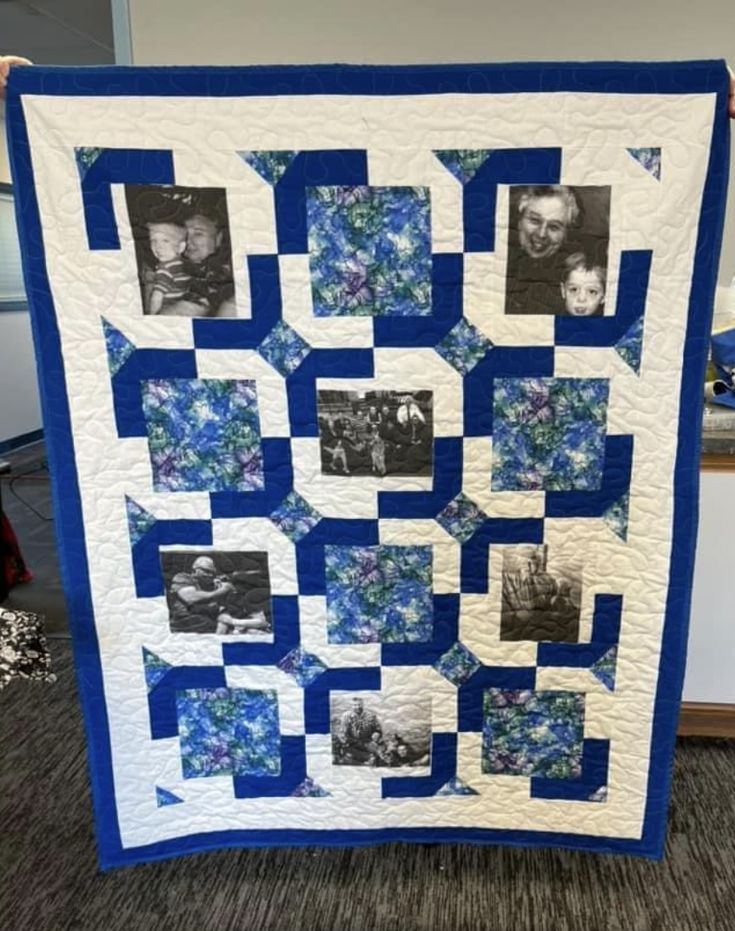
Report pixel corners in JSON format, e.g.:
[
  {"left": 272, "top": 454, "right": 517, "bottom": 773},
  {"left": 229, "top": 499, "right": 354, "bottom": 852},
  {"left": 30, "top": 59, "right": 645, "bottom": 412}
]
[{"left": 0, "top": 0, "right": 114, "bottom": 65}]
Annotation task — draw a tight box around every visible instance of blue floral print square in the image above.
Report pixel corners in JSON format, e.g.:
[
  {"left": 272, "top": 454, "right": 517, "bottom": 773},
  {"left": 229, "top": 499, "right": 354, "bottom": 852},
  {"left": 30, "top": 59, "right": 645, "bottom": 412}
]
[
  {"left": 277, "top": 647, "right": 328, "bottom": 687},
  {"left": 176, "top": 687, "right": 281, "bottom": 779},
  {"left": 491, "top": 377, "right": 609, "bottom": 492},
  {"left": 141, "top": 378, "right": 265, "bottom": 493},
  {"left": 270, "top": 490, "right": 322, "bottom": 542},
  {"left": 325, "top": 545, "right": 433, "bottom": 643},
  {"left": 436, "top": 318, "right": 494, "bottom": 375},
  {"left": 436, "top": 492, "right": 487, "bottom": 543},
  {"left": 433, "top": 642, "right": 481, "bottom": 686},
  {"left": 306, "top": 186, "right": 432, "bottom": 317},
  {"left": 258, "top": 320, "right": 311, "bottom": 377},
  {"left": 481, "top": 689, "right": 585, "bottom": 779}
]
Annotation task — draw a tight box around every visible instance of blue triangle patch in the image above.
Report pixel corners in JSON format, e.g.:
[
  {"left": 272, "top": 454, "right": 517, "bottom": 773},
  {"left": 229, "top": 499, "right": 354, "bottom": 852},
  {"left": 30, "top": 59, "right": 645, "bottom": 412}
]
[
  {"left": 602, "top": 492, "right": 629, "bottom": 542},
  {"left": 126, "top": 497, "right": 156, "bottom": 547},
  {"left": 626, "top": 147, "right": 661, "bottom": 181},
  {"left": 156, "top": 786, "right": 184, "bottom": 807},
  {"left": 434, "top": 150, "right": 493, "bottom": 184},
  {"left": 435, "top": 776, "right": 480, "bottom": 796},
  {"left": 591, "top": 646, "right": 617, "bottom": 692},
  {"left": 238, "top": 150, "right": 298, "bottom": 185},
  {"left": 290, "top": 777, "right": 331, "bottom": 797},
  {"left": 143, "top": 647, "right": 172, "bottom": 692},
  {"left": 102, "top": 317, "right": 136, "bottom": 377},
  {"left": 74, "top": 146, "right": 105, "bottom": 181},
  {"left": 615, "top": 316, "right": 644, "bottom": 374}
]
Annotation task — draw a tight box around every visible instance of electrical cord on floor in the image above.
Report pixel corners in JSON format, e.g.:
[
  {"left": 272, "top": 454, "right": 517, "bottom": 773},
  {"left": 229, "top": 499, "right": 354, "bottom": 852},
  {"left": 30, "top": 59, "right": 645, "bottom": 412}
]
[{"left": 2, "top": 458, "right": 53, "bottom": 522}]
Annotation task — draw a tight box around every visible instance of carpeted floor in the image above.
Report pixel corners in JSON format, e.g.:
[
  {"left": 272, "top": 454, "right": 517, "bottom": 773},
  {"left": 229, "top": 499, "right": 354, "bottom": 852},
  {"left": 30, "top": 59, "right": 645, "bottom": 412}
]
[
  {"left": 2, "top": 441, "right": 735, "bottom": 930},
  {"left": 1, "top": 641, "right": 734, "bottom": 931}
]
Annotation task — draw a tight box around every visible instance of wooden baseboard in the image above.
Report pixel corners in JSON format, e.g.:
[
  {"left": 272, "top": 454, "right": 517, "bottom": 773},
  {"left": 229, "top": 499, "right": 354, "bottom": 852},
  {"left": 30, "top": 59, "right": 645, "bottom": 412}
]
[
  {"left": 678, "top": 702, "right": 735, "bottom": 737},
  {"left": 701, "top": 453, "right": 735, "bottom": 472}
]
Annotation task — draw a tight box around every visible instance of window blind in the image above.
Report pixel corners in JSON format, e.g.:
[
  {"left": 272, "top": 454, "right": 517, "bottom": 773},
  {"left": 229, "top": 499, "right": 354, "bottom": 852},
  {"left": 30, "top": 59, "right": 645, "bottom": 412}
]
[{"left": 0, "top": 190, "right": 27, "bottom": 306}]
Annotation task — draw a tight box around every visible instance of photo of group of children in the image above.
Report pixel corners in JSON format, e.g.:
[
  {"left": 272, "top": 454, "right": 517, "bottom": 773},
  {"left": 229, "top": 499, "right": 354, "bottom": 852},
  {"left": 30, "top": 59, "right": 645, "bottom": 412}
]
[
  {"left": 125, "top": 184, "right": 237, "bottom": 318},
  {"left": 317, "top": 390, "right": 433, "bottom": 478},
  {"left": 505, "top": 184, "right": 610, "bottom": 317},
  {"left": 330, "top": 693, "right": 432, "bottom": 768}
]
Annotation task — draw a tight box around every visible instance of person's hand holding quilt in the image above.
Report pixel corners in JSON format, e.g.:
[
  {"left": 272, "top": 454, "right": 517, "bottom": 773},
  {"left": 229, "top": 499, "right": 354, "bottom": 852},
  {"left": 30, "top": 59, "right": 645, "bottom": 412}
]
[{"left": 0, "top": 56, "right": 32, "bottom": 100}]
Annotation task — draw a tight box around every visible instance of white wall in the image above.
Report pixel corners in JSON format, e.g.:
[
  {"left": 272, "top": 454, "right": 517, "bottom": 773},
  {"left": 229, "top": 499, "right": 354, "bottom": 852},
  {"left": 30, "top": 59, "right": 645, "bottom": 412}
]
[
  {"left": 687, "top": 293, "right": 735, "bottom": 700},
  {"left": 0, "top": 308, "right": 42, "bottom": 443},
  {"left": 685, "top": 472, "right": 735, "bottom": 702},
  {"left": 0, "top": 105, "right": 42, "bottom": 445}
]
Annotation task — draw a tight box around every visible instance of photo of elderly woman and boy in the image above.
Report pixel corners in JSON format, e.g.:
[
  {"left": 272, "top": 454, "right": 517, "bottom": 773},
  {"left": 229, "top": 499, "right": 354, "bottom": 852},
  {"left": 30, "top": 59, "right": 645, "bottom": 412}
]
[{"left": 505, "top": 184, "right": 611, "bottom": 317}]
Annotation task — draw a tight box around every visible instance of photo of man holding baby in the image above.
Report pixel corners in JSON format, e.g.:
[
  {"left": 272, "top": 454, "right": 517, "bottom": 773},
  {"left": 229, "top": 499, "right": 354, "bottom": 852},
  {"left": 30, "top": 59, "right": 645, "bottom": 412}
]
[
  {"left": 504, "top": 184, "right": 610, "bottom": 316},
  {"left": 125, "top": 185, "right": 237, "bottom": 318}
]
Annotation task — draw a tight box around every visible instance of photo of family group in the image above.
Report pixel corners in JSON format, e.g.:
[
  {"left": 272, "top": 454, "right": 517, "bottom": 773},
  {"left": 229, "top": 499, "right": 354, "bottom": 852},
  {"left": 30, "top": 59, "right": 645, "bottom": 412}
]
[
  {"left": 505, "top": 184, "right": 611, "bottom": 317},
  {"left": 330, "top": 693, "right": 432, "bottom": 768},
  {"left": 160, "top": 550, "right": 273, "bottom": 636},
  {"left": 125, "top": 184, "right": 237, "bottom": 318},
  {"left": 500, "top": 544, "right": 582, "bottom": 642},
  {"left": 317, "top": 390, "right": 433, "bottom": 477}
]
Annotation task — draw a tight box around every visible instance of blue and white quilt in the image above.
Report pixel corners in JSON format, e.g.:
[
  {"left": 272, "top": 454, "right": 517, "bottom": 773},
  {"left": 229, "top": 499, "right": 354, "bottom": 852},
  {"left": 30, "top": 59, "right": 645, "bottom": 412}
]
[{"left": 6, "top": 61, "right": 730, "bottom": 867}]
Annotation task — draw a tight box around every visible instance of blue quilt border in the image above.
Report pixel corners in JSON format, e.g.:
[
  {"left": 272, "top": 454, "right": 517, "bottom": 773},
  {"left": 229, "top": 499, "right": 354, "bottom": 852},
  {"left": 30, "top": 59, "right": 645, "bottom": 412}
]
[
  {"left": 5, "top": 60, "right": 730, "bottom": 870},
  {"left": 4, "top": 59, "right": 729, "bottom": 97}
]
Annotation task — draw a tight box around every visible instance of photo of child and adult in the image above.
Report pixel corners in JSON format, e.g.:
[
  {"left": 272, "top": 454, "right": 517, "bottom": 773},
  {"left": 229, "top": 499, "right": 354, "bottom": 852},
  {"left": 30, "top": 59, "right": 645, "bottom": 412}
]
[
  {"left": 317, "top": 390, "right": 433, "bottom": 478},
  {"left": 500, "top": 544, "right": 582, "bottom": 643},
  {"left": 124, "top": 185, "right": 237, "bottom": 318},
  {"left": 330, "top": 693, "right": 432, "bottom": 768},
  {"left": 160, "top": 550, "right": 273, "bottom": 637},
  {"left": 504, "top": 184, "right": 611, "bottom": 317}
]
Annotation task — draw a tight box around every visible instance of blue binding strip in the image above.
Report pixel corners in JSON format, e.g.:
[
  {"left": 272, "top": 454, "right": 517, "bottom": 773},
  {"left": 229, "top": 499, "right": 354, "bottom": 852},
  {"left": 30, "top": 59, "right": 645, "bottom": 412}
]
[{"left": 6, "top": 60, "right": 728, "bottom": 98}]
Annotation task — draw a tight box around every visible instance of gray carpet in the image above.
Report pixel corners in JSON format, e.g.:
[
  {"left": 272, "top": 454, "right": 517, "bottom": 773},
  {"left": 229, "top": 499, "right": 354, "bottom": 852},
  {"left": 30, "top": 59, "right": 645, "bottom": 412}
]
[{"left": 1, "top": 642, "right": 734, "bottom": 931}]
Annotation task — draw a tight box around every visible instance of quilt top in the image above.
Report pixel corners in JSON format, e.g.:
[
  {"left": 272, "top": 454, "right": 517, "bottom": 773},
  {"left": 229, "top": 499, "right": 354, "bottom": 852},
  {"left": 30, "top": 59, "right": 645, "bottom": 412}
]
[{"left": 6, "top": 61, "right": 730, "bottom": 867}]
